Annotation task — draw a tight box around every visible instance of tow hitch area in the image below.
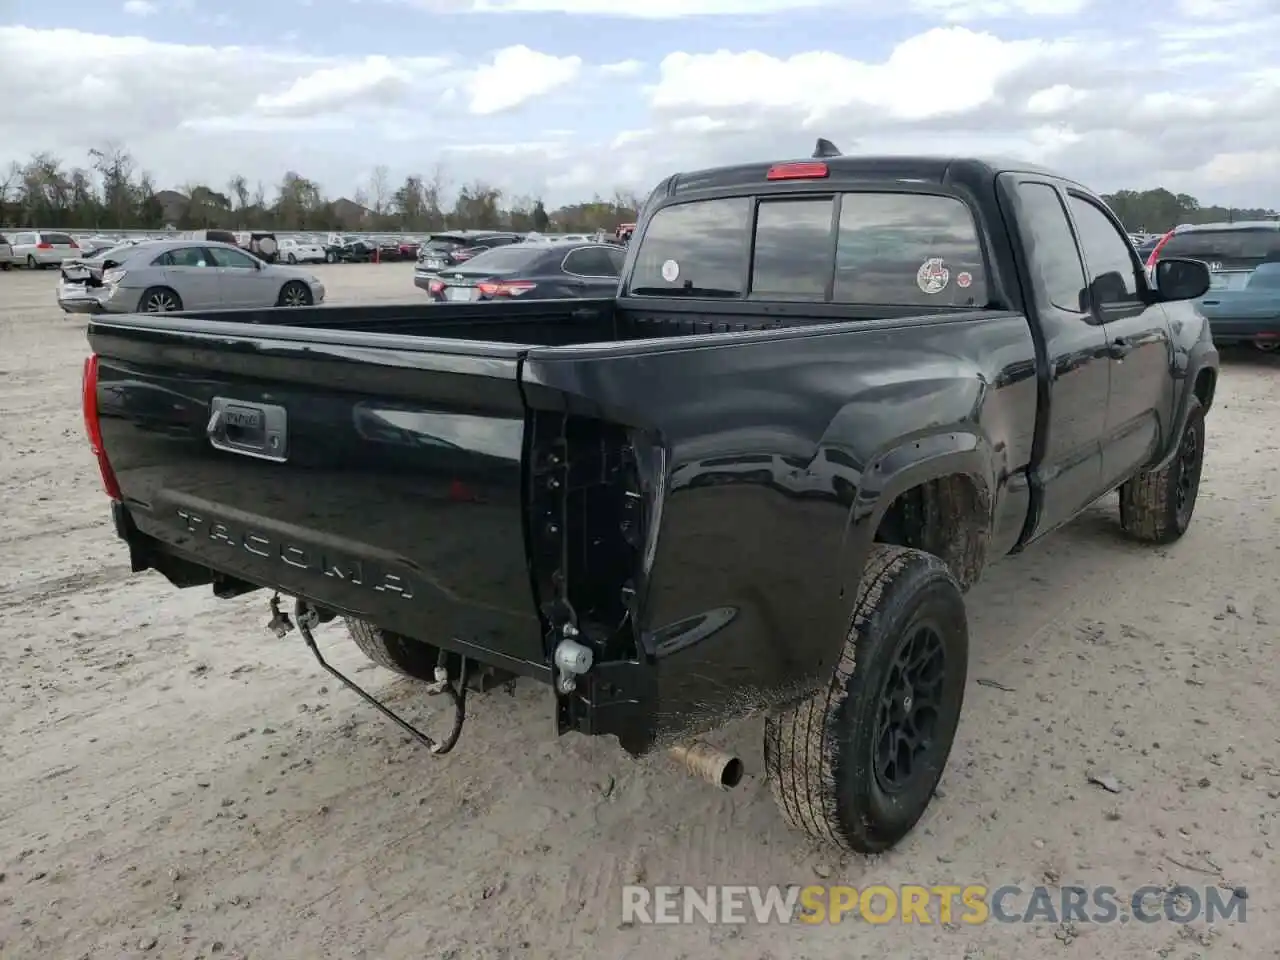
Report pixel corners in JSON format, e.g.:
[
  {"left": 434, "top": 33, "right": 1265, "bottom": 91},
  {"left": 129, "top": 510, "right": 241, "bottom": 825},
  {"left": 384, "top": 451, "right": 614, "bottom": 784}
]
[{"left": 267, "top": 593, "right": 470, "bottom": 755}]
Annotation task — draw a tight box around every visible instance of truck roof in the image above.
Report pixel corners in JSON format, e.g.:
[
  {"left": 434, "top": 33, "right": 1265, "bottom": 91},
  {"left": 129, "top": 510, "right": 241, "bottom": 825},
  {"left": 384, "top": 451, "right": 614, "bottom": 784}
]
[{"left": 659, "top": 146, "right": 1075, "bottom": 199}]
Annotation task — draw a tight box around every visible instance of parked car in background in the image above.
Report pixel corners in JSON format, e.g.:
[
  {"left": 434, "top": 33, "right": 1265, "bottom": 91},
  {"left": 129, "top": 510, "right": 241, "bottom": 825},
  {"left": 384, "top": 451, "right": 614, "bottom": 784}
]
[
  {"left": 417, "top": 240, "right": 624, "bottom": 301},
  {"left": 1149, "top": 222, "right": 1280, "bottom": 351},
  {"left": 0, "top": 232, "right": 14, "bottom": 270},
  {"left": 279, "top": 237, "right": 327, "bottom": 264},
  {"left": 242, "top": 231, "right": 279, "bottom": 264},
  {"left": 57, "top": 239, "right": 324, "bottom": 315},
  {"left": 398, "top": 238, "right": 420, "bottom": 260},
  {"left": 323, "top": 237, "right": 376, "bottom": 263},
  {"left": 416, "top": 231, "right": 522, "bottom": 271},
  {"left": 9, "top": 230, "right": 80, "bottom": 268},
  {"left": 182, "top": 229, "right": 240, "bottom": 246}
]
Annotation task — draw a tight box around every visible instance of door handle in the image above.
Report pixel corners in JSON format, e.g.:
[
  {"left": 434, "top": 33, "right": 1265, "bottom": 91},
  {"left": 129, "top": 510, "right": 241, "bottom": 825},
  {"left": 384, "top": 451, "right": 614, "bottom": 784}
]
[{"left": 1107, "top": 337, "right": 1133, "bottom": 360}]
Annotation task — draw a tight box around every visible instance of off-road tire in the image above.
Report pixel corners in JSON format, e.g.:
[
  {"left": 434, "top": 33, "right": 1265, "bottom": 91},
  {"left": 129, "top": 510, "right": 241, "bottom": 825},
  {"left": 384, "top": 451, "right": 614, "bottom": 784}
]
[
  {"left": 344, "top": 618, "right": 444, "bottom": 681},
  {"left": 763, "top": 544, "right": 969, "bottom": 854},
  {"left": 1118, "top": 396, "right": 1204, "bottom": 544}
]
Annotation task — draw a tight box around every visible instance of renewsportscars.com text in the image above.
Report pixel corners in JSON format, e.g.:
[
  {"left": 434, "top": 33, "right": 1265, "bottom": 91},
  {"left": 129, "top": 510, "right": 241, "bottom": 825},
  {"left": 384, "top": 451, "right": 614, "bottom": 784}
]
[{"left": 621, "top": 884, "right": 1247, "bottom": 925}]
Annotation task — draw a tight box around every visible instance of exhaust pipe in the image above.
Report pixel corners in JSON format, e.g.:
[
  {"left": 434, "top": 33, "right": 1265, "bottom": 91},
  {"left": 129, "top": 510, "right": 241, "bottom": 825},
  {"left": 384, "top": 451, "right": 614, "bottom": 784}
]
[{"left": 669, "top": 741, "right": 744, "bottom": 789}]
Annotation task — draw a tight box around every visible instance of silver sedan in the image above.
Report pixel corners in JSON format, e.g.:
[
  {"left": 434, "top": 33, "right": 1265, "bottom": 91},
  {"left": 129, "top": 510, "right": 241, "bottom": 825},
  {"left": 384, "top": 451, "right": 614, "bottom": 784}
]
[{"left": 57, "top": 239, "right": 325, "bottom": 315}]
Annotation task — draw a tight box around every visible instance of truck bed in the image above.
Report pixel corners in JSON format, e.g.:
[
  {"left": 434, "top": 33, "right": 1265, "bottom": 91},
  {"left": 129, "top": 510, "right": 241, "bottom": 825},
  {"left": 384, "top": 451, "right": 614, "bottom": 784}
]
[{"left": 162, "top": 297, "right": 807, "bottom": 345}]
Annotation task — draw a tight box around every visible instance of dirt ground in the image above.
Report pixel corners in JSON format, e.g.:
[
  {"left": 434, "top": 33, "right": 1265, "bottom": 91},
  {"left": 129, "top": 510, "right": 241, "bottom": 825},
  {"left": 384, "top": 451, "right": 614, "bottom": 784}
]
[{"left": 1, "top": 262, "right": 1277, "bottom": 960}]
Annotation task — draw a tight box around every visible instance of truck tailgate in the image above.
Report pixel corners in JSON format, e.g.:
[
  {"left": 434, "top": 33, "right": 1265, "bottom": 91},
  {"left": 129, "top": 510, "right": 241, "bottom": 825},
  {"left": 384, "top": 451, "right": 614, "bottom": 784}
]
[{"left": 87, "top": 317, "right": 547, "bottom": 675}]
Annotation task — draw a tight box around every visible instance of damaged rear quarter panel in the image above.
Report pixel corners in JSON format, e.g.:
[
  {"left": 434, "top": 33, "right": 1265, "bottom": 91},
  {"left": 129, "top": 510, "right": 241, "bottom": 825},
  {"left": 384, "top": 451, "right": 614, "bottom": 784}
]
[{"left": 522, "top": 308, "right": 1038, "bottom": 744}]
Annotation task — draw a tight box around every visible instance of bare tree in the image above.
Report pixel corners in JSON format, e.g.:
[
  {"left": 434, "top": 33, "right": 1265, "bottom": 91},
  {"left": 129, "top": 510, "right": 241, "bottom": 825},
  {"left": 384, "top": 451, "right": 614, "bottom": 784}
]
[
  {"left": 368, "top": 164, "right": 390, "bottom": 216},
  {"left": 227, "top": 174, "right": 249, "bottom": 214}
]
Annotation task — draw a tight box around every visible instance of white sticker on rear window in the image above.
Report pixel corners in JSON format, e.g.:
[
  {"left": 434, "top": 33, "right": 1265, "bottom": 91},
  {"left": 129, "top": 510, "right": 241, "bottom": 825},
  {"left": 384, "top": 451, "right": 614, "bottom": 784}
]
[
  {"left": 916, "top": 258, "right": 950, "bottom": 294},
  {"left": 661, "top": 259, "right": 680, "bottom": 283}
]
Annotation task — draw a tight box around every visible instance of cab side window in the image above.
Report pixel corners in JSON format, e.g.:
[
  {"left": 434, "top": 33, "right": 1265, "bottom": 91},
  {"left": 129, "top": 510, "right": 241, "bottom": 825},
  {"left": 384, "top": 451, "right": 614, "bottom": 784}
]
[
  {"left": 1014, "top": 183, "right": 1087, "bottom": 314},
  {"left": 1067, "top": 194, "right": 1141, "bottom": 307}
]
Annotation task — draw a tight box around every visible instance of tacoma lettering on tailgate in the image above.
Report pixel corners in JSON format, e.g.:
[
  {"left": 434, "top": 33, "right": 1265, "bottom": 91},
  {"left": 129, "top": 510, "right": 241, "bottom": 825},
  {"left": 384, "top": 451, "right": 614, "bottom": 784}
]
[{"left": 176, "top": 508, "right": 414, "bottom": 599}]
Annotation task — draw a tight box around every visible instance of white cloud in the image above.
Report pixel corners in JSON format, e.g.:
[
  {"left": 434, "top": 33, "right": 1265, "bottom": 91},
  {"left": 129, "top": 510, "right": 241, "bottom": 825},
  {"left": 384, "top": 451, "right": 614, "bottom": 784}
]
[
  {"left": 911, "top": 0, "right": 1090, "bottom": 18},
  {"left": 255, "top": 56, "right": 420, "bottom": 116},
  {"left": 399, "top": 0, "right": 1093, "bottom": 16},
  {"left": 600, "top": 59, "right": 643, "bottom": 76},
  {"left": 122, "top": 0, "right": 158, "bottom": 14},
  {"left": 650, "top": 29, "right": 1074, "bottom": 123},
  {"left": 450, "top": 0, "right": 838, "bottom": 15},
  {"left": 466, "top": 45, "right": 582, "bottom": 115}
]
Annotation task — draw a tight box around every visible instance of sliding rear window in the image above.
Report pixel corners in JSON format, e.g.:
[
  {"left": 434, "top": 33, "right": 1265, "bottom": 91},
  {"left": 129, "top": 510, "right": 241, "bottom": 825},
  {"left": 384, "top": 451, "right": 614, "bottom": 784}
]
[{"left": 628, "top": 192, "right": 987, "bottom": 306}]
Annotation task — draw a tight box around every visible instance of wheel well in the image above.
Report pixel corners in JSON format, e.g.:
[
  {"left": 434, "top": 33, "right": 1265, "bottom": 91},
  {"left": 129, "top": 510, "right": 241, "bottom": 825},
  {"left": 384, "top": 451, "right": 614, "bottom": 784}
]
[
  {"left": 1193, "top": 369, "right": 1215, "bottom": 412},
  {"left": 873, "top": 475, "right": 988, "bottom": 590}
]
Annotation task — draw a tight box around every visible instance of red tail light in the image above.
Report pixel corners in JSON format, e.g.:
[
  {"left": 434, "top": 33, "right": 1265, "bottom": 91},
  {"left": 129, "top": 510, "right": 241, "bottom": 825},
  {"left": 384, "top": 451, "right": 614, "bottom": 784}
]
[
  {"left": 428, "top": 279, "right": 444, "bottom": 295},
  {"left": 82, "top": 354, "right": 122, "bottom": 501},
  {"left": 36, "top": 242, "right": 52, "bottom": 249},
  {"left": 1145, "top": 229, "right": 1175, "bottom": 270},
  {"left": 766, "top": 161, "right": 829, "bottom": 180},
  {"left": 477, "top": 281, "right": 536, "bottom": 297}
]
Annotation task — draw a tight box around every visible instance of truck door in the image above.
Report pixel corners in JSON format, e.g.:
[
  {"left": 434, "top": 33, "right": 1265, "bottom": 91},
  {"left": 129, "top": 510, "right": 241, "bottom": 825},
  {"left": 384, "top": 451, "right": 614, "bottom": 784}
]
[
  {"left": 1061, "top": 192, "right": 1176, "bottom": 491},
  {"left": 1000, "top": 177, "right": 1111, "bottom": 538}
]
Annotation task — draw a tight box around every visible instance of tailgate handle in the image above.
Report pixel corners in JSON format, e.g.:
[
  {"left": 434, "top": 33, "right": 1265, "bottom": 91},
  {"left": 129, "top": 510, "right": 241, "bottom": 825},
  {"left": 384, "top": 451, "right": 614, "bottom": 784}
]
[{"left": 206, "top": 397, "right": 289, "bottom": 462}]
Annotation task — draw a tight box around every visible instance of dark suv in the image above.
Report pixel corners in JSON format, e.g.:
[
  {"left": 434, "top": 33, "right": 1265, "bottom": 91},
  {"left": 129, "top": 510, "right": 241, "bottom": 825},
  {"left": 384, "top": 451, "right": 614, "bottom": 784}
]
[{"left": 415, "top": 231, "right": 523, "bottom": 272}]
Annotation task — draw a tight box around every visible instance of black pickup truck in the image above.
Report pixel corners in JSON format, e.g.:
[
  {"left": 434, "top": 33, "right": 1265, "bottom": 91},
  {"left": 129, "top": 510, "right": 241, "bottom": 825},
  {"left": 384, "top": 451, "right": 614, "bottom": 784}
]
[{"left": 81, "top": 144, "right": 1219, "bottom": 854}]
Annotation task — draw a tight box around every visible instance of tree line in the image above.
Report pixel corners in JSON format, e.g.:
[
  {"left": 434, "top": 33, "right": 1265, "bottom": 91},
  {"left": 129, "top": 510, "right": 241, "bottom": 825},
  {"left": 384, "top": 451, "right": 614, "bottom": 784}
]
[
  {"left": 0, "top": 144, "right": 1274, "bottom": 235},
  {"left": 0, "top": 144, "right": 639, "bottom": 235}
]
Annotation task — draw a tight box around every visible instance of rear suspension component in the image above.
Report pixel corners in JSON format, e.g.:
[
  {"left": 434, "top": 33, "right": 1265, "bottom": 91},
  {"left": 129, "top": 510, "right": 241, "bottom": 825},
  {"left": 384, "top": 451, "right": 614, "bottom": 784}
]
[{"left": 269, "top": 593, "right": 469, "bottom": 755}]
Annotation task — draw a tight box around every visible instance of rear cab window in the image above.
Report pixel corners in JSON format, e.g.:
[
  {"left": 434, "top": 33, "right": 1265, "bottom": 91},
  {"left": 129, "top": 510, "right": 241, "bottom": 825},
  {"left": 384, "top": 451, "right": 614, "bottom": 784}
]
[
  {"left": 1160, "top": 227, "right": 1280, "bottom": 291},
  {"left": 627, "top": 191, "right": 988, "bottom": 307}
]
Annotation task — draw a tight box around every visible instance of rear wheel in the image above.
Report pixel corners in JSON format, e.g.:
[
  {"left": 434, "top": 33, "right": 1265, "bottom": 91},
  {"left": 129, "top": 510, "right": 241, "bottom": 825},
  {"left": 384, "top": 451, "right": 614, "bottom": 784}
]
[
  {"left": 278, "top": 280, "right": 312, "bottom": 307},
  {"left": 287, "top": 253, "right": 297, "bottom": 264},
  {"left": 764, "top": 544, "right": 968, "bottom": 853},
  {"left": 1118, "top": 397, "right": 1205, "bottom": 544},
  {"left": 27, "top": 255, "right": 37, "bottom": 269},
  {"left": 325, "top": 251, "right": 337, "bottom": 263},
  {"left": 345, "top": 619, "right": 445, "bottom": 680},
  {"left": 138, "top": 287, "right": 182, "bottom": 312}
]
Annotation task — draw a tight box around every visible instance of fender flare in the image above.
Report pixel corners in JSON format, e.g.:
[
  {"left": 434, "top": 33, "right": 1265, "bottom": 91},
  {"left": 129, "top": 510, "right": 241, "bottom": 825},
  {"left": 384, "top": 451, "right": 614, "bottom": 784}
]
[
  {"left": 1148, "top": 339, "right": 1218, "bottom": 473},
  {"left": 839, "top": 429, "right": 997, "bottom": 598}
]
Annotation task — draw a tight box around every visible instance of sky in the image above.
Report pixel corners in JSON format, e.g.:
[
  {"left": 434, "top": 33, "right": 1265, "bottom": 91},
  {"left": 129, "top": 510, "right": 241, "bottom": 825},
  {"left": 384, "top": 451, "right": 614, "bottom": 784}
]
[{"left": 0, "top": 0, "right": 1277, "bottom": 209}]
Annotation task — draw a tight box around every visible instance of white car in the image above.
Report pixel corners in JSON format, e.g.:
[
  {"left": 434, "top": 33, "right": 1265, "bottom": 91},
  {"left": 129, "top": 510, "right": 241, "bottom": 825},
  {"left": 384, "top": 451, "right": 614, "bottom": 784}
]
[
  {"left": 278, "top": 238, "right": 327, "bottom": 264},
  {"left": 9, "top": 230, "right": 80, "bottom": 269}
]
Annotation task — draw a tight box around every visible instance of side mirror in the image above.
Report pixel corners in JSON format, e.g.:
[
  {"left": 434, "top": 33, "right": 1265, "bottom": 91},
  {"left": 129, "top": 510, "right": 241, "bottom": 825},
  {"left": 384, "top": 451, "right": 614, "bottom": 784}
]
[{"left": 1154, "top": 257, "right": 1210, "bottom": 302}]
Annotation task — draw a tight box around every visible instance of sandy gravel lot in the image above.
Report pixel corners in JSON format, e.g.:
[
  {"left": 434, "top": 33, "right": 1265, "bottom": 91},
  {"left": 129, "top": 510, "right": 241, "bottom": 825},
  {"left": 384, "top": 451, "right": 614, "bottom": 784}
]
[{"left": 1, "top": 262, "right": 1277, "bottom": 960}]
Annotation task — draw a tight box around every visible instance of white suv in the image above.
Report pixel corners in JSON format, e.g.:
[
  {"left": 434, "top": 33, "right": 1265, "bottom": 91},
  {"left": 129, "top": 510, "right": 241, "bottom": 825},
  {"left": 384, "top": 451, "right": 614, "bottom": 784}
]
[{"left": 9, "top": 230, "right": 80, "bottom": 269}]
